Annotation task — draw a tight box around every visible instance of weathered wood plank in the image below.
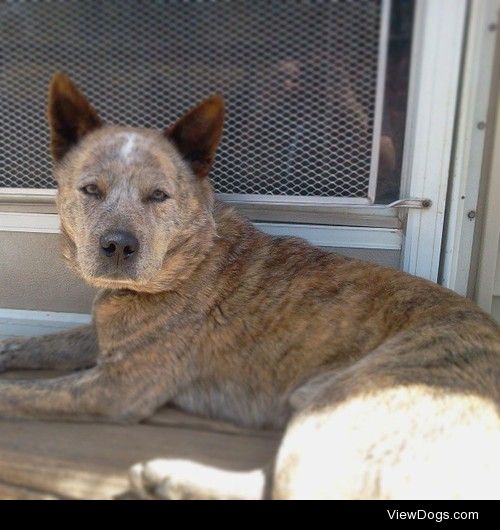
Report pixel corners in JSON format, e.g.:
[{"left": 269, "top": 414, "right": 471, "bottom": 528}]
[
  {"left": 0, "top": 417, "right": 279, "bottom": 499},
  {"left": 0, "top": 479, "right": 61, "bottom": 500},
  {"left": 0, "top": 370, "right": 280, "bottom": 499}
]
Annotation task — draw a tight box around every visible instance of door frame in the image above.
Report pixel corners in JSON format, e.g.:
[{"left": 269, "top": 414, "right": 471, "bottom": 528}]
[
  {"left": 400, "top": 0, "right": 468, "bottom": 282},
  {"left": 440, "top": 0, "right": 500, "bottom": 296}
]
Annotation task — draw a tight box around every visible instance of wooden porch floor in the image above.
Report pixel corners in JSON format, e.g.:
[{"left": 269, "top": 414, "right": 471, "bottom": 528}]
[{"left": 0, "top": 371, "right": 281, "bottom": 499}]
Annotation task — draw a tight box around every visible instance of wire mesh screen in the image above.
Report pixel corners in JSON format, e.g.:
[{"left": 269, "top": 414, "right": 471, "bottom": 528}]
[{"left": 0, "top": 0, "right": 387, "bottom": 199}]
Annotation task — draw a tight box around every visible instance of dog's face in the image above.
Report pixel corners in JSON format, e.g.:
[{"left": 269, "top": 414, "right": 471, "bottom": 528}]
[{"left": 48, "top": 74, "right": 224, "bottom": 292}]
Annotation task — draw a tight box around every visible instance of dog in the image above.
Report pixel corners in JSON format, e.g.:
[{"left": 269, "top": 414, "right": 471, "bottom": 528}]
[{"left": 0, "top": 73, "right": 499, "bottom": 499}]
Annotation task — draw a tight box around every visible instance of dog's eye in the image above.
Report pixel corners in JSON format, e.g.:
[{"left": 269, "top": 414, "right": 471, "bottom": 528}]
[
  {"left": 149, "top": 190, "right": 170, "bottom": 202},
  {"left": 80, "top": 184, "right": 101, "bottom": 198}
]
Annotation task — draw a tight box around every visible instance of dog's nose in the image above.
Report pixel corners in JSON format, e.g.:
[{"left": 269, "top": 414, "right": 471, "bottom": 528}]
[{"left": 99, "top": 230, "right": 139, "bottom": 260}]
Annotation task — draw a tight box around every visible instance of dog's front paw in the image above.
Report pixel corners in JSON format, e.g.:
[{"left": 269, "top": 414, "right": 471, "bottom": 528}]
[
  {"left": 129, "top": 459, "right": 264, "bottom": 500},
  {"left": 129, "top": 459, "right": 193, "bottom": 500},
  {"left": 130, "top": 459, "right": 238, "bottom": 500}
]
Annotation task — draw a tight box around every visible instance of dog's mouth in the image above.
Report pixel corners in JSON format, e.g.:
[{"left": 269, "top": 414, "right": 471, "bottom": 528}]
[
  {"left": 85, "top": 273, "right": 143, "bottom": 291},
  {"left": 96, "top": 275, "right": 135, "bottom": 285},
  {"left": 76, "top": 256, "right": 139, "bottom": 287},
  {"left": 82, "top": 258, "right": 163, "bottom": 291},
  {"left": 101, "top": 270, "right": 136, "bottom": 280}
]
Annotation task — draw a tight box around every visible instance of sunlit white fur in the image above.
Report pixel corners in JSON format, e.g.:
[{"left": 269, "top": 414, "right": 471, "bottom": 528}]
[{"left": 274, "top": 385, "right": 500, "bottom": 499}]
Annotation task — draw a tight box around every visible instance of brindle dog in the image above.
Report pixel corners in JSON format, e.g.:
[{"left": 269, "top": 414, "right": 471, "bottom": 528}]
[{"left": 0, "top": 74, "right": 499, "bottom": 499}]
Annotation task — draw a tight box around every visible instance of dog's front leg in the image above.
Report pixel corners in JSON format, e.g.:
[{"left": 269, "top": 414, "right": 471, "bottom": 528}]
[
  {"left": 0, "top": 325, "right": 98, "bottom": 373},
  {"left": 0, "top": 355, "right": 177, "bottom": 422}
]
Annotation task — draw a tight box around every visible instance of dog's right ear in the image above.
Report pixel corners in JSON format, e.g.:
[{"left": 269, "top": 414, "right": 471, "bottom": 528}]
[{"left": 48, "top": 73, "right": 102, "bottom": 161}]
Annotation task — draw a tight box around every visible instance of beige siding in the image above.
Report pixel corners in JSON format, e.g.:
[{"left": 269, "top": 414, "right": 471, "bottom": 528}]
[
  {"left": 0, "top": 230, "right": 401, "bottom": 315},
  {"left": 0, "top": 232, "right": 95, "bottom": 313}
]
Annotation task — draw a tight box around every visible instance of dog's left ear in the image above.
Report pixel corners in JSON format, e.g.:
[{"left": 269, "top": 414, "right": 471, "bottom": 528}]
[
  {"left": 165, "top": 96, "right": 224, "bottom": 178},
  {"left": 48, "top": 73, "right": 103, "bottom": 161}
]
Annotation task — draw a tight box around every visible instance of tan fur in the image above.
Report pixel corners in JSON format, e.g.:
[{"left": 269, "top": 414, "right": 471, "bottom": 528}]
[{"left": 0, "top": 74, "right": 499, "bottom": 499}]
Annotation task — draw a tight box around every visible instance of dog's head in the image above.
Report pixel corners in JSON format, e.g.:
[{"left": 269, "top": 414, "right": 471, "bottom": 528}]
[{"left": 48, "top": 73, "right": 224, "bottom": 292}]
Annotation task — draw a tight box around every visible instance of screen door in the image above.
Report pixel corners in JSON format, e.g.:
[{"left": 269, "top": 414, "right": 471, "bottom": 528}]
[{"left": 0, "top": 0, "right": 403, "bottom": 206}]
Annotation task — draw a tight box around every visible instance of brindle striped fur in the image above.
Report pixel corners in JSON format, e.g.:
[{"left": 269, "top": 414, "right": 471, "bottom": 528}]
[{"left": 0, "top": 74, "right": 499, "bottom": 499}]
